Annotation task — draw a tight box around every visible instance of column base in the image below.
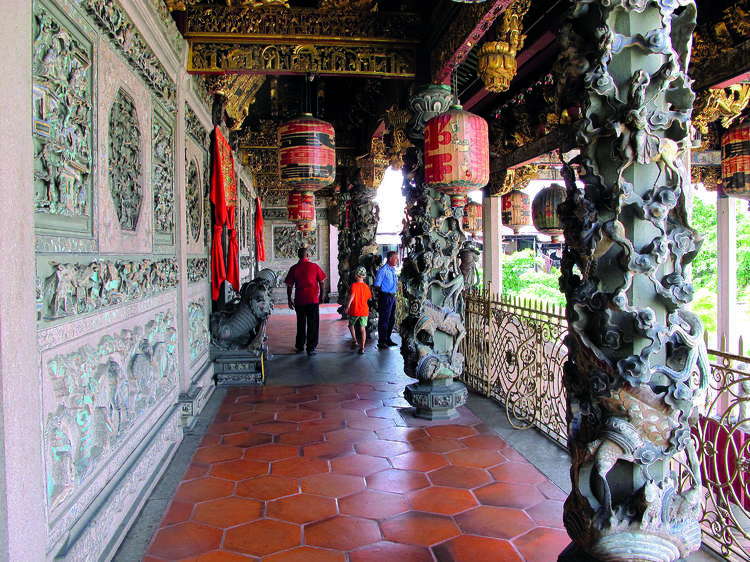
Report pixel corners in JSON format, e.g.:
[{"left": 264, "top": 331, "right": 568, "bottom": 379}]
[
  {"left": 212, "top": 348, "right": 265, "bottom": 386},
  {"left": 404, "top": 379, "right": 468, "bottom": 420}
]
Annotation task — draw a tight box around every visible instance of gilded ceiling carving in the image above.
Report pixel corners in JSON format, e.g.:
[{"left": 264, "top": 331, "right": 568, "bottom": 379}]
[{"left": 692, "top": 84, "right": 750, "bottom": 135}]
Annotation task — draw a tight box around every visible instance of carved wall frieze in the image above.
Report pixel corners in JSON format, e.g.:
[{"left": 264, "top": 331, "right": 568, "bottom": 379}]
[
  {"left": 188, "top": 42, "right": 416, "bottom": 78},
  {"left": 273, "top": 225, "right": 318, "bottom": 259},
  {"left": 192, "top": 74, "right": 213, "bottom": 110},
  {"left": 32, "top": 5, "right": 93, "bottom": 219},
  {"left": 108, "top": 90, "right": 143, "bottom": 231},
  {"left": 188, "top": 298, "right": 210, "bottom": 363},
  {"left": 187, "top": 257, "right": 209, "bottom": 283},
  {"left": 147, "top": 0, "right": 185, "bottom": 54},
  {"left": 186, "top": 158, "right": 203, "bottom": 243},
  {"left": 186, "top": 6, "right": 420, "bottom": 40},
  {"left": 240, "top": 255, "right": 252, "bottom": 270},
  {"left": 263, "top": 208, "right": 288, "bottom": 220},
  {"left": 43, "top": 309, "right": 177, "bottom": 514},
  {"left": 82, "top": 0, "right": 177, "bottom": 112},
  {"left": 186, "top": 102, "right": 210, "bottom": 147},
  {"left": 204, "top": 150, "right": 211, "bottom": 247},
  {"left": 41, "top": 257, "right": 179, "bottom": 320},
  {"left": 152, "top": 117, "right": 175, "bottom": 235}
]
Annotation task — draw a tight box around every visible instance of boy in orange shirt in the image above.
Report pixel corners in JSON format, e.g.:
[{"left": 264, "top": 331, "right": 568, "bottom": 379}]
[{"left": 345, "top": 266, "right": 372, "bottom": 354}]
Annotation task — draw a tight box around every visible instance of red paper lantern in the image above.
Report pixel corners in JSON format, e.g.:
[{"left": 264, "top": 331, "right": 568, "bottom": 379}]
[
  {"left": 463, "top": 200, "right": 483, "bottom": 233},
  {"left": 501, "top": 189, "right": 531, "bottom": 234},
  {"left": 451, "top": 194, "right": 468, "bottom": 208},
  {"left": 279, "top": 113, "right": 336, "bottom": 192},
  {"left": 424, "top": 105, "right": 489, "bottom": 197},
  {"left": 722, "top": 122, "right": 750, "bottom": 203},
  {"left": 287, "top": 190, "right": 316, "bottom": 232},
  {"left": 531, "top": 183, "right": 565, "bottom": 242}
]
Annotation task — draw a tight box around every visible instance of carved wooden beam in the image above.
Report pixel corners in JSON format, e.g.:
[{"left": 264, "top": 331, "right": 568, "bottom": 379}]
[
  {"left": 691, "top": 39, "right": 750, "bottom": 91},
  {"left": 430, "top": 0, "right": 514, "bottom": 85},
  {"left": 490, "top": 126, "right": 576, "bottom": 172}
]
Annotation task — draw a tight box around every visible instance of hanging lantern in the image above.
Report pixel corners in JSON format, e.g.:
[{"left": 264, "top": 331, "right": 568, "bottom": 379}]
[
  {"left": 721, "top": 122, "right": 750, "bottom": 204},
  {"left": 501, "top": 189, "right": 531, "bottom": 234},
  {"left": 279, "top": 113, "right": 336, "bottom": 192},
  {"left": 424, "top": 105, "right": 489, "bottom": 199},
  {"left": 531, "top": 183, "right": 565, "bottom": 242},
  {"left": 463, "top": 200, "right": 483, "bottom": 233},
  {"left": 287, "top": 190, "right": 316, "bottom": 232},
  {"left": 451, "top": 194, "right": 468, "bottom": 208}
]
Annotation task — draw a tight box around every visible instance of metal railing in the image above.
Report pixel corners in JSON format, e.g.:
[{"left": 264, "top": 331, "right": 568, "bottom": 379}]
[{"left": 459, "top": 286, "right": 750, "bottom": 560}]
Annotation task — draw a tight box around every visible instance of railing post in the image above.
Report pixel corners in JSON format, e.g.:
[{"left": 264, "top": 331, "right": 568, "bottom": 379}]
[{"left": 485, "top": 281, "right": 493, "bottom": 397}]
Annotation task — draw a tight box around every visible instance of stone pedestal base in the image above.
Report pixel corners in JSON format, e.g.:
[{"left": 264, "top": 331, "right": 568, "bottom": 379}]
[
  {"left": 404, "top": 379, "right": 468, "bottom": 420},
  {"left": 178, "top": 384, "right": 213, "bottom": 431},
  {"left": 212, "top": 348, "right": 265, "bottom": 386}
]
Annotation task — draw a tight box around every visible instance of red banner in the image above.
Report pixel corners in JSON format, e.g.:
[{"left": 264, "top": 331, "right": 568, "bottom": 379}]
[
  {"left": 210, "top": 126, "right": 239, "bottom": 299},
  {"left": 255, "top": 197, "right": 265, "bottom": 261}
]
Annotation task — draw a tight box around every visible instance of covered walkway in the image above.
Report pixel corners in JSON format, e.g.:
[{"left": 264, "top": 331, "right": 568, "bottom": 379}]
[{"left": 117, "top": 304, "right": 572, "bottom": 561}]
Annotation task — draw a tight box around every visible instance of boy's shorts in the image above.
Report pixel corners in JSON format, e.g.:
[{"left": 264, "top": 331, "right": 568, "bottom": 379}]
[{"left": 349, "top": 315, "right": 367, "bottom": 327}]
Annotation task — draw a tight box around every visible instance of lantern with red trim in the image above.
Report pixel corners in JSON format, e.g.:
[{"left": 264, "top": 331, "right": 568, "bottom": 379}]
[
  {"left": 279, "top": 113, "right": 336, "bottom": 191},
  {"left": 501, "top": 189, "right": 531, "bottom": 234},
  {"left": 463, "top": 200, "right": 483, "bottom": 233},
  {"left": 722, "top": 122, "right": 750, "bottom": 206},
  {"left": 424, "top": 105, "right": 489, "bottom": 202},
  {"left": 531, "top": 183, "right": 565, "bottom": 243},
  {"left": 287, "top": 190, "right": 316, "bottom": 233}
]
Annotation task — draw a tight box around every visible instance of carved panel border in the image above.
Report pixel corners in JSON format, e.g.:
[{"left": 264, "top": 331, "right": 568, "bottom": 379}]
[
  {"left": 188, "top": 297, "right": 209, "bottom": 365},
  {"left": 152, "top": 107, "right": 175, "bottom": 247}
]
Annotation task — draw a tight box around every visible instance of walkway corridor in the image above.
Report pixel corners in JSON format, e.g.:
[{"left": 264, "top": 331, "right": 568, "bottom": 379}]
[{"left": 126, "top": 305, "right": 572, "bottom": 561}]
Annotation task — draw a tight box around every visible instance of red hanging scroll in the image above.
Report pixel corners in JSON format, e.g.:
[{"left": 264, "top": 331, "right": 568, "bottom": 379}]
[
  {"left": 255, "top": 197, "right": 265, "bottom": 261},
  {"left": 210, "top": 126, "right": 239, "bottom": 300}
]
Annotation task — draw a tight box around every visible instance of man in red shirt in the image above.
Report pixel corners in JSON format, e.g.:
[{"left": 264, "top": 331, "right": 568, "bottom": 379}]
[{"left": 284, "top": 247, "right": 326, "bottom": 355}]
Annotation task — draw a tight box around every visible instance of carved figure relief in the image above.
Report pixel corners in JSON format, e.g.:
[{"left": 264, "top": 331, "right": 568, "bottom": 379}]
[
  {"left": 188, "top": 299, "right": 209, "bottom": 362},
  {"left": 186, "top": 158, "right": 202, "bottom": 242},
  {"left": 186, "top": 103, "right": 210, "bottom": 147},
  {"left": 32, "top": 6, "right": 92, "bottom": 217},
  {"left": 152, "top": 119, "right": 174, "bottom": 234},
  {"left": 273, "top": 225, "right": 317, "bottom": 259},
  {"left": 187, "top": 258, "right": 209, "bottom": 284},
  {"left": 44, "top": 310, "right": 176, "bottom": 511},
  {"left": 108, "top": 90, "right": 142, "bottom": 231}
]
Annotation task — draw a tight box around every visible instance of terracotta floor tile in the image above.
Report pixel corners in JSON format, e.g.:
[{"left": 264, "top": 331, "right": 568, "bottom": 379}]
[
  {"left": 347, "top": 416, "right": 395, "bottom": 431},
  {"left": 432, "top": 535, "right": 523, "bottom": 562},
  {"left": 391, "top": 451, "right": 448, "bottom": 472},
  {"left": 526, "top": 499, "right": 564, "bottom": 528},
  {"left": 263, "top": 546, "right": 346, "bottom": 562},
  {"left": 339, "top": 489, "right": 410, "bottom": 519},
  {"left": 364, "top": 406, "right": 401, "bottom": 419},
  {"left": 205, "top": 422, "right": 251, "bottom": 436},
  {"left": 187, "top": 551, "right": 257, "bottom": 561},
  {"left": 455, "top": 505, "right": 535, "bottom": 540},
  {"left": 321, "top": 408, "right": 369, "bottom": 423},
  {"left": 222, "top": 432, "right": 273, "bottom": 448},
  {"left": 266, "top": 493, "right": 338, "bottom": 524},
  {"left": 409, "top": 437, "right": 465, "bottom": 454},
  {"left": 355, "top": 439, "right": 411, "bottom": 458},
  {"left": 148, "top": 522, "right": 222, "bottom": 559},
  {"left": 174, "top": 477, "right": 235, "bottom": 503},
  {"left": 302, "top": 419, "right": 346, "bottom": 433},
  {"left": 445, "top": 448, "right": 506, "bottom": 468},
  {"left": 357, "top": 389, "right": 399, "bottom": 401},
  {"left": 304, "top": 515, "right": 382, "bottom": 550},
  {"left": 276, "top": 429, "right": 326, "bottom": 446},
  {"left": 512, "top": 527, "right": 571, "bottom": 560},
  {"left": 537, "top": 479, "right": 568, "bottom": 501},
  {"left": 193, "top": 445, "right": 244, "bottom": 465},
  {"left": 460, "top": 434, "right": 508, "bottom": 450},
  {"left": 424, "top": 424, "right": 478, "bottom": 439},
  {"left": 183, "top": 463, "right": 208, "bottom": 481},
  {"left": 350, "top": 541, "right": 434, "bottom": 562},
  {"left": 366, "top": 468, "right": 430, "bottom": 493},
  {"left": 209, "top": 459, "right": 269, "bottom": 481},
  {"left": 275, "top": 409, "right": 321, "bottom": 422},
  {"left": 193, "top": 497, "right": 263, "bottom": 528},
  {"left": 500, "top": 447, "right": 530, "bottom": 463},
  {"left": 251, "top": 421, "right": 299, "bottom": 435},
  {"left": 375, "top": 427, "right": 429, "bottom": 442},
  {"left": 217, "top": 402, "right": 255, "bottom": 415},
  {"left": 340, "top": 398, "right": 384, "bottom": 410},
  {"left": 408, "top": 486, "right": 478, "bottom": 515},
  {"left": 236, "top": 475, "right": 299, "bottom": 500},
  {"left": 324, "top": 427, "right": 377, "bottom": 445},
  {"left": 223, "top": 519, "right": 301, "bottom": 557},
  {"left": 330, "top": 454, "right": 390, "bottom": 476},
  {"left": 489, "top": 462, "right": 548, "bottom": 485},
  {"left": 302, "top": 441, "right": 355, "bottom": 459},
  {"left": 381, "top": 512, "right": 460, "bottom": 547},
  {"left": 142, "top": 555, "right": 165, "bottom": 561},
  {"left": 200, "top": 434, "right": 223, "bottom": 447},
  {"left": 301, "top": 400, "right": 350, "bottom": 412},
  {"left": 271, "top": 456, "right": 330, "bottom": 478},
  {"left": 428, "top": 465, "right": 492, "bottom": 489},
  {"left": 383, "top": 397, "right": 411, "bottom": 408},
  {"left": 242, "top": 443, "right": 299, "bottom": 462},
  {"left": 300, "top": 472, "right": 365, "bottom": 497},
  {"left": 253, "top": 401, "right": 299, "bottom": 413},
  {"left": 160, "top": 500, "right": 193, "bottom": 526},
  {"left": 227, "top": 411, "right": 276, "bottom": 425},
  {"left": 276, "top": 394, "right": 319, "bottom": 404},
  {"left": 475, "top": 482, "right": 545, "bottom": 509}
]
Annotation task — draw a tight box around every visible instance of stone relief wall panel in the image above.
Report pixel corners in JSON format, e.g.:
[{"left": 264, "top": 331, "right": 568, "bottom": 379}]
[
  {"left": 188, "top": 296, "right": 209, "bottom": 366},
  {"left": 97, "top": 37, "right": 152, "bottom": 254},
  {"left": 40, "top": 300, "right": 178, "bottom": 553},
  {"left": 152, "top": 107, "right": 175, "bottom": 249},
  {"left": 186, "top": 135, "right": 208, "bottom": 255}
]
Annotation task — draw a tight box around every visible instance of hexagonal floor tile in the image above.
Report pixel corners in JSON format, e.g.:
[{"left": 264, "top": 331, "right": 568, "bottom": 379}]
[
  {"left": 454, "top": 505, "right": 535, "bottom": 540},
  {"left": 251, "top": 421, "right": 299, "bottom": 435},
  {"left": 490, "top": 461, "right": 547, "bottom": 485},
  {"left": 174, "top": 477, "right": 235, "bottom": 503},
  {"left": 355, "top": 439, "right": 411, "bottom": 458},
  {"left": 475, "top": 481, "right": 545, "bottom": 509},
  {"left": 366, "top": 469, "right": 430, "bottom": 494},
  {"left": 236, "top": 474, "right": 299, "bottom": 500},
  {"left": 160, "top": 500, "right": 193, "bottom": 526},
  {"left": 445, "top": 447, "right": 506, "bottom": 468},
  {"left": 147, "top": 522, "right": 222, "bottom": 559},
  {"left": 301, "top": 472, "right": 365, "bottom": 497},
  {"left": 350, "top": 541, "right": 434, "bottom": 562},
  {"left": 192, "top": 445, "right": 244, "bottom": 465},
  {"left": 526, "top": 499, "right": 564, "bottom": 528},
  {"left": 375, "top": 427, "right": 429, "bottom": 443},
  {"left": 381, "top": 512, "right": 460, "bottom": 547},
  {"left": 193, "top": 497, "right": 263, "bottom": 528},
  {"left": 304, "top": 515, "right": 381, "bottom": 550},
  {"left": 424, "top": 424, "right": 477, "bottom": 439},
  {"left": 339, "top": 489, "right": 410, "bottom": 519},
  {"left": 266, "top": 493, "right": 338, "bottom": 524},
  {"left": 263, "top": 546, "right": 346, "bottom": 562},
  {"left": 275, "top": 408, "right": 322, "bottom": 422},
  {"left": 390, "top": 451, "right": 448, "bottom": 472},
  {"left": 461, "top": 434, "right": 508, "bottom": 450},
  {"left": 512, "top": 527, "right": 571, "bottom": 560},
  {"left": 223, "top": 519, "right": 301, "bottom": 557},
  {"left": 428, "top": 465, "right": 492, "bottom": 489},
  {"left": 432, "top": 535, "right": 523, "bottom": 561},
  {"left": 243, "top": 443, "right": 300, "bottom": 462},
  {"left": 221, "top": 432, "right": 273, "bottom": 448},
  {"left": 330, "top": 454, "right": 390, "bottom": 476},
  {"left": 408, "top": 486, "right": 478, "bottom": 515},
  {"left": 409, "top": 437, "right": 465, "bottom": 454},
  {"left": 209, "top": 459, "right": 269, "bottom": 481},
  {"left": 271, "top": 456, "right": 330, "bottom": 478},
  {"left": 277, "top": 429, "right": 326, "bottom": 446},
  {"left": 324, "top": 427, "right": 378, "bottom": 445}
]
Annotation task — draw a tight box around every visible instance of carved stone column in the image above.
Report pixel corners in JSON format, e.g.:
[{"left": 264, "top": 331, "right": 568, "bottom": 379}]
[
  {"left": 400, "top": 85, "right": 468, "bottom": 420},
  {"left": 557, "top": 2, "right": 706, "bottom": 560}
]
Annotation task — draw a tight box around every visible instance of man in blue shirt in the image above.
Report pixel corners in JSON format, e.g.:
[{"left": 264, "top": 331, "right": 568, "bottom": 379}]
[{"left": 374, "top": 250, "right": 399, "bottom": 349}]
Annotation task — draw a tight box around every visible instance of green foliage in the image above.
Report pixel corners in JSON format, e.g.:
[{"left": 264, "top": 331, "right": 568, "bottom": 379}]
[{"left": 502, "top": 249, "right": 565, "bottom": 307}]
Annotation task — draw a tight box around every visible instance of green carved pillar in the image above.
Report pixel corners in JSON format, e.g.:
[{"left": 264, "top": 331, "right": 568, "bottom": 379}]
[
  {"left": 557, "top": 1, "right": 706, "bottom": 560},
  {"left": 336, "top": 183, "right": 353, "bottom": 317},
  {"left": 400, "top": 85, "right": 469, "bottom": 420}
]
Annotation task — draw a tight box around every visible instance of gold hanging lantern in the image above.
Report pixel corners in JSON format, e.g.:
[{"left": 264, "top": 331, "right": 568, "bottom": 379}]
[
  {"left": 477, "top": 0, "right": 531, "bottom": 93},
  {"left": 501, "top": 189, "right": 531, "bottom": 234}
]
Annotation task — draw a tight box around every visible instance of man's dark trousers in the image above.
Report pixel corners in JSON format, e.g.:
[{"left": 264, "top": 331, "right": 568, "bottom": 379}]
[
  {"left": 295, "top": 303, "right": 320, "bottom": 351},
  {"left": 377, "top": 293, "right": 396, "bottom": 344}
]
